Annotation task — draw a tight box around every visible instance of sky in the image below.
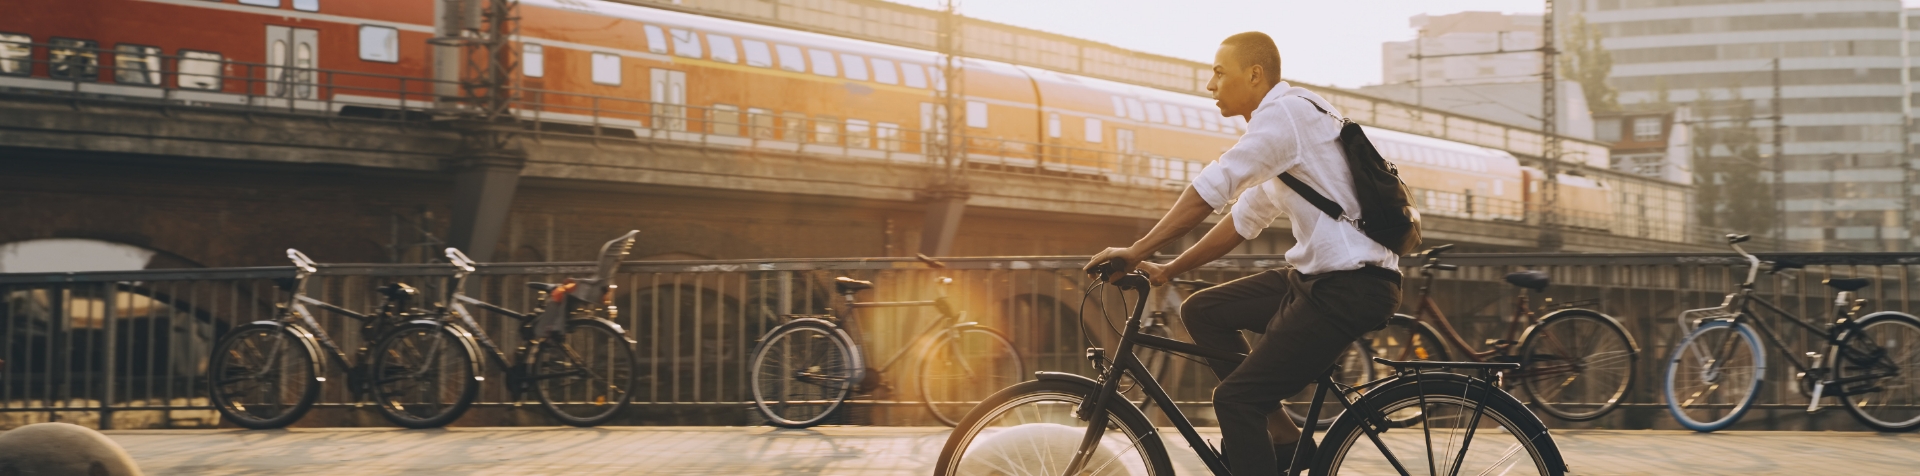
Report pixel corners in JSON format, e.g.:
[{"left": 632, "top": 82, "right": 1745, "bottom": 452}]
[{"left": 880, "top": 0, "right": 1546, "bottom": 88}]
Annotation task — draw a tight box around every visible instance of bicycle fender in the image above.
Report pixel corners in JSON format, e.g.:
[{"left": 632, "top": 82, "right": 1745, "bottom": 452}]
[
  {"left": 1523, "top": 308, "right": 1642, "bottom": 353},
  {"left": 245, "top": 321, "right": 329, "bottom": 380},
  {"left": 1034, "top": 371, "right": 1099, "bottom": 387},
  {"left": 568, "top": 317, "right": 635, "bottom": 344},
  {"left": 398, "top": 320, "right": 488, "bottom": 378}
]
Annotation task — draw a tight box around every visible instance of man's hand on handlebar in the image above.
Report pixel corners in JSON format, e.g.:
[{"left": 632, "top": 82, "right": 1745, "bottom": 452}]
[
  {"left": 1084, "top": 247, "right": 1145, "bottom": 283},
  {"left": 1135, "top": 261, "right": 1172, "bottom": 287}
]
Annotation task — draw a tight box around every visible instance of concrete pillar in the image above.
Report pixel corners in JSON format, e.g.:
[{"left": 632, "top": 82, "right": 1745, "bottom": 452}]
[
  {"left": 917, "top": 191, "right": 967, "bottom": 257},
  {"left": 447, "top": 147, "right": 524, "bottom": 261}
]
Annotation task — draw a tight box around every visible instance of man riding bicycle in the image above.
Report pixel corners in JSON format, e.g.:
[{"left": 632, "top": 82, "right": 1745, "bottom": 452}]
[{"left": 1085, "top": 32, "right": 1402, "bottom": 475}]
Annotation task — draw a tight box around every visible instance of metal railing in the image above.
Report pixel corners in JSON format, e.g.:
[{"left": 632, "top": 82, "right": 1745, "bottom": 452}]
[{"left": 3, "top": 252, "right": 1916, "bottom": 429}]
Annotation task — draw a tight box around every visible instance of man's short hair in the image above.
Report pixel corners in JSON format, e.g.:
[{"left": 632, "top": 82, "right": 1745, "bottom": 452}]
[{"left": 1221, "top": 32, "right": 1281, "bottom": 87}]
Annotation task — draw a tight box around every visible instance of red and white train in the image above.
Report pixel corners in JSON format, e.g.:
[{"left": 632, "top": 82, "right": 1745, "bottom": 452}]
[{"left": 0, "top": 0, "right": 1611, "bottom": 230}]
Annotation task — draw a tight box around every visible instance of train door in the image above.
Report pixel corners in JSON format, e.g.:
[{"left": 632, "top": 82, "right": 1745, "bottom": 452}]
[
  {"left": 265, "top": 26, "right": 318, "bottom": 99},
  {"left": 1115, "top": 128, "right": 1137, "bottom": 176},
  {"left": 651, "top": 69, "right": 686, "bottom": 131}
]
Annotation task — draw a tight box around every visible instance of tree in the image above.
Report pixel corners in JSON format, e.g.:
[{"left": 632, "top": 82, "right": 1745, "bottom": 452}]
[
  {"left": 1691, "top": 87, "right": 1777, "bottom": 234},
  {"left": 1560, "top": 14, "right": 1619, "bottom": 114}
]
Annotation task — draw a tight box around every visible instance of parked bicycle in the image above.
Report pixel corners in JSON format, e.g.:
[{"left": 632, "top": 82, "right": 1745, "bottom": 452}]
[
  {"left": 209, "top": 249, "right": 481, "bottom": 429},
  {"left": 410, "top": 231, "right": 643, "bottom": 427},
  {"left": 1371, "top": 244, "right": 1640, "bottom": 421},
  {"left": 935, "top": 260, "right": 1567, "bottom": 475},
  {"left": 749, "top": 258, "right": 1024, "bottom": 427},
  {"left": 1664, "top": 233, "right": 1920, "bottom": 432}
]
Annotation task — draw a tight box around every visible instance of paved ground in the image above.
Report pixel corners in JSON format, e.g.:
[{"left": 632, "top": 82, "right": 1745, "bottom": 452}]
[{"left": 102, "top": 426, "right": 1920, "bottom": 475}]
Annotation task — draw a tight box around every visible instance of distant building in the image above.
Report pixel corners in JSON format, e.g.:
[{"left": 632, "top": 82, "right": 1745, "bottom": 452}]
[
  {"left": 1596, "top": 108, "right": 1692, "bottom": 185},
  {"left": 1382, "top": 12, "right": 1544, "bottom": 86}
]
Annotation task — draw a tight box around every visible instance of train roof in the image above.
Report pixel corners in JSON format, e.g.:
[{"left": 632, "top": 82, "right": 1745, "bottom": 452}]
[{"left": 1364, "top": 125, "right": 1519, "bottom": 174}]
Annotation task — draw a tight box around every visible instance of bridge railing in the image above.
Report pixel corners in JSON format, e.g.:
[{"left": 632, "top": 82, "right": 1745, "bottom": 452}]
[{"left": 3, "top": 252, "right": 1915, "bottom": 429}]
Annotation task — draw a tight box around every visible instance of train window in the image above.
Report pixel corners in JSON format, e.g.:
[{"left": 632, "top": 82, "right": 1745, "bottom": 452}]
[
  {"left": 813, "top": 115, "right": 839, "bottom": 144},
  {"left": 1200, "top": 113, "right": 1220, "bottom": 132},
  {"left": 112, "top": 44, "right": 162, "bottom": 86},
  {"left": 0, "top": 33, "right": 28, "bottom": 76},
  {"left": 1048, "top": 113, "right": 1061, "bottom": 138},
  {"left": 523, "top": 44, "right": 544, "bottom": 77},
  {"left": 774, "top": 44, "right": 804, "bottom": 72},
  {"left": 709, "top": 34, "right": 737, "bottom": 64},
  {"left": 808, "top": 49, "right": 836, "bottom": 77},
  {"left": 876, "top": 122, "right": 901, "bottom": 151},
  {"left": 871, "top": 58, "right": 897, "bottom": 85},
  {"left": 711, "top": 104, "right": 740, "bottom": 136},
  {"left": 293, "top": 0, "right": 317, "bottom": 12},
  {"left": 1124, "top": 98, "right": 1145, "bottom": 121},
  {"left": 900, "top": 63, "right": 927, "bottom": 88},
  {"left": 966, "top": 101, "right": 987, "bottom": 128},
  {"left": 669, "top": 29, "right": 701, "bottom": 59},
  {"left": 747, "top": 108, "right": 773, "bottom": 139},
  {"left": 591, "top": 52, "right": 620, "bottom": 85},
  {"left": 48, "top": 38, "right": 99, "bottom": 81},
  {"left": 1162, "top": 104, "right": 1182, "bottom": 127},
  {"left": 1181, "top": 108, "right": 1201, "bottom": 129},
  {"left": 358, "top": 25, "right": 399, "bottom": 63},
  {"left": 742, "top": 40, "right": 772, "bottom": 68},
  {"left": 644, "top": 26, "right": 667, "bottom": 55},
  {"left": 846, "top": 119, "right": 871, "bottom": 148},
  {"left": 929, "top": 67, "right": 946, "bottom": 91},
  {"left": 177, "top": 50, "right": 222, "bottom": 90},
  {"left": 1110, "top": 97, "right": 1125, "bottom": 117},
  {"left": 1145, "top": 102, "right": 1165, "bottom": 123},
  {"left": 781, "top": 112, "right": 806, "bottom": 141},
  {"left": 239, "top": 0, "right": 279, "bottom": 7},
  {"left": 1085, "top": 118, "right": 1103, "bottom": 143},
  {"left": 840, "top": 53, "right": 867, "bottom": 81}
]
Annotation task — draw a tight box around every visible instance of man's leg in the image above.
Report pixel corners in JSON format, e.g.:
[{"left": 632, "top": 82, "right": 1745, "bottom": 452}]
[{"left": 1178, "top": 269, "right": 1290, "bottom": 380}]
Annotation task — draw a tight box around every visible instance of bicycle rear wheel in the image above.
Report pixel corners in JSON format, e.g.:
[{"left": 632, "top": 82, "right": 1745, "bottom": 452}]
[
  {"left": 210, "top": 324, "right": 320, "bottom": 429},
  {"left": 1834, "top": 312, "right": 1920, "bottom": 432},
  {"left": 1282, "top": 340, "right": 1373, "bottom": 429},
  {"left": 919, "top": 326, "right": 1024, "bottom": 427},
  {"left": 1663, "top": 319, "right": 1764, "bottom": 432},
  {"left": 530, "top": 319, "right": 638, "bottom": 427},
  {"left": 1365, "top": 315, "right": 1450, "bottom": 426},
  {"left": 750, "top": 320, "right": 858, "bottom": 428},
  {"left": 370, "top": 323, "right": 480, "bottom": 429},
  {"left": 1314, "top": 372, "right": 1566, "bottom": 475},
  {"left": 934, "top": 378, "right": 1173, "bottom": 476},
  {"left": 1518, "top": 310, "right": 1637, "bottom": 421}
]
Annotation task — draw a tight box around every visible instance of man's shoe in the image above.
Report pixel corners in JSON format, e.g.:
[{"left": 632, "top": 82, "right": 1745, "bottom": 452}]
[{"left": 1274, "top": 437, "right": 1316, "bottom": 474}]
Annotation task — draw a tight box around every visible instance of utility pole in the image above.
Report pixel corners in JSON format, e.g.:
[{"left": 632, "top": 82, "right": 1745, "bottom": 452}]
[
  {"left": 1538, "top": 0, "right": 1563, "bottom": 250},
  {"left": 434, "top": 0, "right": 525, "bottom": 261},
  {"left": 1771, "top": 58, "right": 1785, "bottom": 249},
  {"left": 918, "top": 0, "right": 969, "bottom": 257}
]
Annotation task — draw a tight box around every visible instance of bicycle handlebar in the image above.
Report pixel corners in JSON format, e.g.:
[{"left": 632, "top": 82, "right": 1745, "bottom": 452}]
[
  {"left": 285, "top": 249, "right": 318, "bottom": 273},
  {"left": 444, "top": 247, "right": 477, "bottom": 272}
]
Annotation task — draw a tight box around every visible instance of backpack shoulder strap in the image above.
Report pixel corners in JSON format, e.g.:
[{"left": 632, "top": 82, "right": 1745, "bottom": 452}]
[{"left": 1278, "top": 172, "right": 1345, "bottom": 221}]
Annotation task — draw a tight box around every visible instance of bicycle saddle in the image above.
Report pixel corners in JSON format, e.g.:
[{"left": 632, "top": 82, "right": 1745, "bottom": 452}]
[
  {"left": 835, "top": 277, "right": 874, "bottom": 294},
  {"left": 376, "top": 283, "right": 418, "bottom": 300},
  {"left": 1824, "top": 278, "right": 1871, "bottom": 292},
  {"left": 1503, "top": 270, "right": 1550, "bottom": 292},
  {"left": 525, "top": 282, "right": 560, "bottom": 292}
]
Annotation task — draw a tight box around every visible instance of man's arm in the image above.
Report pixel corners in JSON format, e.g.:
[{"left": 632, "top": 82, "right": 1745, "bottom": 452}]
[
  {"left": 1139, "top": 211, "right": 1248, "bottom": 285},
  {"left": 1083, "top": 185, "right": 1212, "bottom": 278}
]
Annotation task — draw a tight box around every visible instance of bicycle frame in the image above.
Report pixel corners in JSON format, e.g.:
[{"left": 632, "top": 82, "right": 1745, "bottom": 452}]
[
  {"left": 826, "top": 281, "right": 968, "bottom": 388},
  {"left": 1409, "top": 271, "right": 1532, "bottom": 361}
]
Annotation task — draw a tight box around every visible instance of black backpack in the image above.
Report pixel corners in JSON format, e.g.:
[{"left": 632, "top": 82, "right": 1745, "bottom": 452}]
[{"left": 1276, "top": 97, "right": 1422, "bottom": 254}]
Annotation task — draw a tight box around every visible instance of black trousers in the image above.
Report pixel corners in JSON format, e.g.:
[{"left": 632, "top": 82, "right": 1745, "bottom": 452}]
[{"left": 1179, "top": 267, "right": 1401, "bottom": 476}]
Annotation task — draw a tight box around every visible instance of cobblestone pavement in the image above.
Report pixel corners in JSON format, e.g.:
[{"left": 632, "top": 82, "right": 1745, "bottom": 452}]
[{"left": 104, "top": 426, "right": 1920, "bottom": 475}]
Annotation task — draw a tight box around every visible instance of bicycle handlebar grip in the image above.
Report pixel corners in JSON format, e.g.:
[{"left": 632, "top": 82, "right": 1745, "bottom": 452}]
[
  {"left": 1088, "top": 257, "right": 1129, "bottom": 282},
  {"left": 285, "top": 249, "right": 317, "bottom": 273},
  {"left": 1727, "top": 233, "right": 1751, "bottom": 244},
  {"left": 444, "top": 247, "right": 477, "bottom": 272},
  {"left": 1431, "top": 263, "right": 1459, "bottom": 271}
]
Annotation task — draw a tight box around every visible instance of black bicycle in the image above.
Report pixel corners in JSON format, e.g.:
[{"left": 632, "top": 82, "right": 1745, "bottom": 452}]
[
  {"left": 1663, "top": 233, "right": 1920, "bottom": 432},
  {"left": 209, "top": 249, "right": 482, "bottom": 429},
  {"left": 935, "top": 261, "right": 1567, "bottom": 475},
  {"left": 750, "top": 260, "right": 1025, "bottom": 428},
  {"left": 422, "top": 232, "right": 643, "bottom": 427}
]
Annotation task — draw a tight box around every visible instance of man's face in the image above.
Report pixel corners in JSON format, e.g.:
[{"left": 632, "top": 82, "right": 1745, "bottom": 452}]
[{"left": 1207, "top": 44, "right": 1261, "bottom": 118}]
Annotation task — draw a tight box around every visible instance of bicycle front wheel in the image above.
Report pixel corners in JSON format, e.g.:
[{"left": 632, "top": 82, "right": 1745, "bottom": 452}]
[
  {"left": 530, "top": 319, "right": 638, "bottom": 427},
  {"left": 750, "top": 320, "right": 858, "bottom": 428},
  {"left": 1314, "top": 372, "right": 1566, "bottom": 475},
  {"left": 934, "top": 378, "right": 1173, "bottom": 476},
  {"left": 1282, "top": 339, "right": 1374, "bottom": 429},
  {"left": 209, "top": 324, "right": 321, "bottom": 429},
  {"left": 370, "top": 323, "right": 480, "bottom": 429},
  {"left": 1663, "top": 319, "right": 1764, "bottom": 432},
  {"left": 1518, "top": 310, "right": 1638, "bottom": 421},
  {"left": 919, "top": 326, "right": 1025, "bottom": 427},
  {"left": 1834, "top": 312, "right": 1920, "bottom": 432}
]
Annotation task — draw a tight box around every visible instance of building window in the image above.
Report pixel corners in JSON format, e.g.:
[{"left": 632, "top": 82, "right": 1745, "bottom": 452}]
[
  {"left": 709, "top": 34, "right": 737, "bottom": 63},
  {"left": 293, "top": 0, "right": 317, "bottom": 11},
  {"left": 0, "top": 33, "right": 30, "bottom": 76},
  {"left": 358, "top": 25, "right": 399, "bottom": 63},
  {"left": 113, "top": 44, "right": 162, "bottom": 85},
  {"left": 591, "top": 52, "right": 620, "bottom": 85},
  {"left": 523, "top": 43, "right": 544, "bottom": 77},
  {"left": 48, "top": 38, "right": 99, "bottom": 81},
  {"left": 1632, "top": 117, "right": 1662, "bottom": 141},
  {"left": 846, "top": 119, "right": 871, "bottom": 148},
  {"left": 710, "top": 104, "right": 740, "bottom": 136},
  {"left": 840, "top": 53, "right": 867, "bottom": 81},
  {"left": 178, "top": 50, "right": 222, "bottom": 90},
  {"left": 876, "top": 122, "right": 901, "bottom": 151},
  {"left": 1085, "top": 118, "right": 1103, "bottom": 143},
  {"left": 808, "top": 49, "right": 837, "bottom": 77},
  {"left": 871, "top": 58, "right": 898, "bottom": 84},
  {"left": 901, "top": 63, "right": 927, "bottom": 88},
  {"left": 966, "top": 101, "right": 987, "bottom": 128},
  {"left": 1048, "top": 113, "right": 1061, "bottom": 138},
  {"left": 813, "top": 115, "right": 839, "bottom": 144},
  {"left": 670, "top": 29, "right": 701, "bottom": 59},
  {"left": 775, "top": 44, "right": 804, "bottom": 73},
  {"left": 644, "top": 26, "right": 667, "bottom": 55},
  {"left": 742, "top": 39, "right": 772, "bottom": 68},
  {"left": 748, "top": 108, "right": 774, "bottom": 139}
]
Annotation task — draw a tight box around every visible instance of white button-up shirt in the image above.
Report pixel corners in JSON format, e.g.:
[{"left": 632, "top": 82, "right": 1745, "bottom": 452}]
[{"left": 1192, "top": 82, "right": 1401, "bottom": 275}]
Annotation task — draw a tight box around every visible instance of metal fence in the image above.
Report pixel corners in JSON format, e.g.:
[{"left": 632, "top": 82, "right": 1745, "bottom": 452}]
[{"left": 3, "top": 252, "right": 1917, "bottom": 430}]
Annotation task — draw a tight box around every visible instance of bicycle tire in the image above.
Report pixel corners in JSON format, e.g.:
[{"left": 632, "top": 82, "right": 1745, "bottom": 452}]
[
  {"left": 369, "top": 322, "right": 481, "bottom": 429},
  {"left": 1833, "top": 312, "right": 1920, "bottom": 432},
  {"left": 1518, "top": 310, "right": 1638, "bottom": 421},
  {"left": 934, "top": 377, "right": 1174, "bottom": 476},
  {"left": 919, "top": 325, "right": 1024, "bottom": 427},
  {"left": 209, "top": 323, "right": 322, "bottom": 430},
  {"left": 750, "top": 319, "right": 859, "bottom": 428},
  {"left": 1663, "top": 319, "right": 1765, "bottom": 432},
  {"left": 1283, "top": 340, "right": 1374, "bottom": 429},
  {"left": 1313, "top": 372, "right": 1566, "bottom": 475},
  {"left": 531, "top": 319, "right": 639, "bottom": 427}
]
